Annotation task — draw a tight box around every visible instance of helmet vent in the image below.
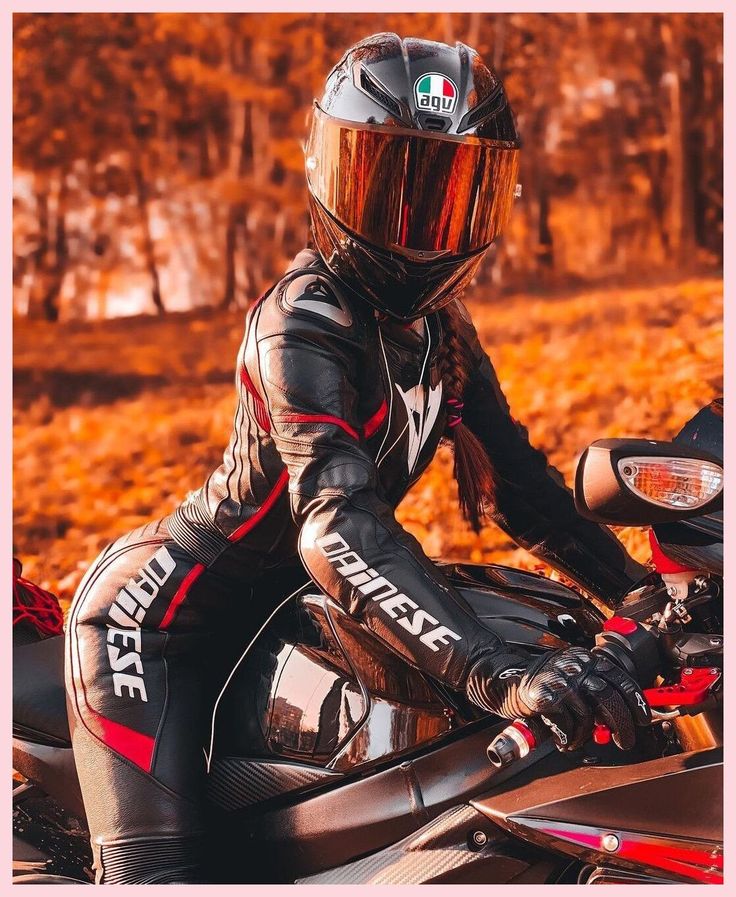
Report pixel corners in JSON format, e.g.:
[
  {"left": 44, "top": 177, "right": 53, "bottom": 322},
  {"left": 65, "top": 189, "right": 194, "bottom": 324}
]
[
  {"left": 358, "top": 67, "right": 405, "bottom": 121},
  {"left": 417, "top": 114, "right": 451, "bottom": 132},
  {"left": 458, "top": 84, "right": 507, "bottom": 132}
]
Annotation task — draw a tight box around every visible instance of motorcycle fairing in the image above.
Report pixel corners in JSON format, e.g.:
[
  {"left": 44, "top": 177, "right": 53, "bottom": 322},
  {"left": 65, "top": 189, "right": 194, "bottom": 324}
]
[
  {"left": 653, "top": 397, "right": 724, "bottom": 576},
  {"left": 472, "top": 747, "right": 723, "bottom": 885},
  {"left": 509, "top": 819, "right": 722, "bottom": 884},
  {"left": 294, "top": 802, "right": 570, "bottom": 885},
  {"left": 205, "top": 723, "right": 558, "bottom": 883}
]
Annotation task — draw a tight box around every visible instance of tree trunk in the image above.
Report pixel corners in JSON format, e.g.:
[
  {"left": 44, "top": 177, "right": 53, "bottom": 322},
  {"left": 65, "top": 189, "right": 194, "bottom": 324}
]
[
  {"left": 493, "top": 13, "right": 506, "bottom": 71},
  {"left": 442, "top": 13, "right": 454, "bottom": 45},
  {"left": 41, "top": 176, "right": 67, "bottom": 322},
  {"left": 222, "top": 201, "right": 245, "bottom": 309},
  {"left": 522, "top": 109, "right": 554, "bottom": 283},
  {"left": 241, "top": 38, "right": 275, "bottom": 297},
  {"left": 467, "top": 12, "right": 481, "bottom": 52},
  {"left": 26, "top": 183, "right": 50, "bottom": 320},
  {"left": 660, "top": 19, "right": 691, "bottom": 264},
  {"left": 537, "top": 174, "right": 554, "bottom": 270},
  {"left": 133, "top": 163, "right": 165, "bottom": 314},
  {"left": 27, "top": 173, "right": 68, "bottom": 322},
  {"left": 220, "top": 98, "right": 251, "bottom": 309},
  {"left": 221, "top": 26, "right": 252, "bottom": 309}
]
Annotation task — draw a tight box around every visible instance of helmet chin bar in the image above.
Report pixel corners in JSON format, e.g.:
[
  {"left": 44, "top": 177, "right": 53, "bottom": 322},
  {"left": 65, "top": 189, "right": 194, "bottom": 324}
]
[{"left": 308, "top": 195, "right": 489, "bottom": 322}]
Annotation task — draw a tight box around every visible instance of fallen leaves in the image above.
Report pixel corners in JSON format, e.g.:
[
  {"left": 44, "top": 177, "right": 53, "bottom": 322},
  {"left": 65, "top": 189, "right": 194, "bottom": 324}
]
[{"left": 13, "top": 276, "right": 722, "bottom": 610}]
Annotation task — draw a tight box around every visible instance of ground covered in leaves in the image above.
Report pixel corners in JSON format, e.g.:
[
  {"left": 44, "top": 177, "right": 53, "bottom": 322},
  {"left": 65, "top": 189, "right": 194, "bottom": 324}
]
[{"left": 14, "top": 276, "right": 723, "bottom": 609}]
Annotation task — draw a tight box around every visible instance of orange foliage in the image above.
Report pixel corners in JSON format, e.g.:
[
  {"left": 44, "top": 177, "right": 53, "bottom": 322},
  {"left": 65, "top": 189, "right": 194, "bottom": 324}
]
[
  {"left": 13, "top": 277, "right": 722, "bottom": 609},
  {"left": 13, "top": 13, "right": 723, "bottom": 321}
]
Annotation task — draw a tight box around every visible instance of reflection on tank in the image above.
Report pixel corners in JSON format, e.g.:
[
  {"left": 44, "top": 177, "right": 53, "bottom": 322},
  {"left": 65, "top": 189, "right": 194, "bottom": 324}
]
[
  {"left": 215, "top": 564, "right": 599, "bottom": 772},
  {"left": 261, "top": 595, "right": 454, "bottom": 768}
]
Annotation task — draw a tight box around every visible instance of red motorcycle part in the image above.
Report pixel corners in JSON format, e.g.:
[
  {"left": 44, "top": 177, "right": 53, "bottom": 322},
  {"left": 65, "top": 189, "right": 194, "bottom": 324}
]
[
  {"left": 644, "top": 667, "right": 720, "bottom": 707},
  {"left": 512, "top": 818, "right": 722, "bottom": 884},
  {"left": 648, "top": 529, "right": 696, "bottom": 574},
  {"left": 602, "top": 616, "right": 638, "bottom": 636},
  {"left": 13, "top": 559, "right": 64, "bottom": 638}
]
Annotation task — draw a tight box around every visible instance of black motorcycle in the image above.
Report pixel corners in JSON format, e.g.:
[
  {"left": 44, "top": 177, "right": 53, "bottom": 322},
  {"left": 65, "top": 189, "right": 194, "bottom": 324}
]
[{"left": 13, "top": 400, "right": 723, "bottom": 885}]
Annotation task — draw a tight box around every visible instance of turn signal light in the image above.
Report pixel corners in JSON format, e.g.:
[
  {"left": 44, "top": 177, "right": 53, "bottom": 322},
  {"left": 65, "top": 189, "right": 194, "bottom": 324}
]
[{"left": 617, "top": 456, "right": 723, "bottom": 510}]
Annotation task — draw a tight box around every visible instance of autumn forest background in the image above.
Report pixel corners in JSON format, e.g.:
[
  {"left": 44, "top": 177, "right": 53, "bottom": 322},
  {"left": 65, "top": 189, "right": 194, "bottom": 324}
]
[{"left": 13, "top": 12, "right": 723, "bottom": 606}]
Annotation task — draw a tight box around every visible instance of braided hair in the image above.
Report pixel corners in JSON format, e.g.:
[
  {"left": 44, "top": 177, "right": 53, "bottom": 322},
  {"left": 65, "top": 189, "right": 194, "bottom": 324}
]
[{"left": 437, "top": 302, "right": 496, "bottom": 532}]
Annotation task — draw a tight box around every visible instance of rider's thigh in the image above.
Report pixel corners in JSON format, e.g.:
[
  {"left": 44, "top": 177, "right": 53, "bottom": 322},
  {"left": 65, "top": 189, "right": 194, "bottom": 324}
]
[{"left": 64, "top": 519, "right": 238, "bottom": 881}]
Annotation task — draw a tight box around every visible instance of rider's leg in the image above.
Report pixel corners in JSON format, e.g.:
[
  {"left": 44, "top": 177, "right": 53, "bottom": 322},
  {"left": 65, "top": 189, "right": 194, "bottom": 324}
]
[{"left": 65, "top": 519, "right": 237, "bottom": 884}]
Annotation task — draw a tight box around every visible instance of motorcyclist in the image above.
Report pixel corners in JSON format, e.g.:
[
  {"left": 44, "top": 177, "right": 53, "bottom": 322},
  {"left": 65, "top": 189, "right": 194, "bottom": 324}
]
[{"left": 64, "top": 33, "right": 651, "bottom": 884}]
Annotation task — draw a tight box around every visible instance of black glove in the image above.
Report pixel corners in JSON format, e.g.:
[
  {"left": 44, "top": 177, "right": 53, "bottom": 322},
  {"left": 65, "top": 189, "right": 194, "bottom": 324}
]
[
  {"left": 465, "top": 648, "right": 531, "bottom": 719},
  {"left": 466, "top": 645, "right": 651, "bottom": 751},
  {"left": 517, "top": 646, "right": 651, "bottom": 751}
]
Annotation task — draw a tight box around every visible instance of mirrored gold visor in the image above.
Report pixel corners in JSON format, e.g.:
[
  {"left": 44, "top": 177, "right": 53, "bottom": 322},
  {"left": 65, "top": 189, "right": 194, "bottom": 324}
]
[{"left": 305, "top": 104, "right": 520, "bottom": 256}]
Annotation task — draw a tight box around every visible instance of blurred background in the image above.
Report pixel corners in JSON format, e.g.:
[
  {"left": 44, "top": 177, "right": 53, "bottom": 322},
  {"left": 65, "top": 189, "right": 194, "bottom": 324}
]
[{"left": 13, "top": 12, "right": 723, "bottom": 605}]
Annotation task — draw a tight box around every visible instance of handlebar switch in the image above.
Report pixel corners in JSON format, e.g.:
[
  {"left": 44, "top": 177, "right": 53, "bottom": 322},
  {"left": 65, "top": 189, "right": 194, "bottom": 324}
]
[
  {"left": 595, "top": 617, "right": 661, "bottom": 687},
  {"left": 593, "top": 723, "right": 612, "bottom": 745},
  {"left": 603, "top": 616, "right": 638, "bottom": 636}
]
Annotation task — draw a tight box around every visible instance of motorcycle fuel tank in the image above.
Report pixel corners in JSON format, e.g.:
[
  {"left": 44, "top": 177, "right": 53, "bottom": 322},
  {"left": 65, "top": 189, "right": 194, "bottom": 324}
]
[{"left": 213, "top": 562, "right": 600, "bottom": 774}]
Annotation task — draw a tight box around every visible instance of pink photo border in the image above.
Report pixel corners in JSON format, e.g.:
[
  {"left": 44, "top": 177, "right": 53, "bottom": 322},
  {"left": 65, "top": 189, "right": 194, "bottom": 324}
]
[{"left": 4, "top": 2, "right": 729, "bottom": 892}]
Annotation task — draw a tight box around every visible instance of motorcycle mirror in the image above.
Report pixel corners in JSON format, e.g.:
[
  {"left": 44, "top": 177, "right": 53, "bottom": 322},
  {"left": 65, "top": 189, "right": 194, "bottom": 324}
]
[{"left": 574, "top": 438, "right": 723, "bottom": 526}]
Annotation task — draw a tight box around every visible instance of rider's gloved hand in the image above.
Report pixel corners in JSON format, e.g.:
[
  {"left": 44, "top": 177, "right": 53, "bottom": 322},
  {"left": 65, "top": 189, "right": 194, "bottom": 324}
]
[
  {"left": 465, "top": 648, "right": 532, "bottom": 719},
  {"left": 466, "top": 646, "right": 651, "bottom": 751},
  {"left": 516, "top": 646, "right": 651, "bottom": 751}
]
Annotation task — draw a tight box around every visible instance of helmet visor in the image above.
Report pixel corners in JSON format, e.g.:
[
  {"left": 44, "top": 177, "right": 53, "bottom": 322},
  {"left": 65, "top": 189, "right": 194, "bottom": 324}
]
[{"left": 305, "top": 104, "right": 520, "bottom": 257}]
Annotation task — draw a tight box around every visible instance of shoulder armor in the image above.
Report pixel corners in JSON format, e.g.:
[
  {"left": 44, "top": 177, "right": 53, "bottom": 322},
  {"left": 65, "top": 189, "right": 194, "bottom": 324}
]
[
  {"left": 281, "top": 271, "right": 354, "bottom": 328},
  {"left": 256, "top": 259, "right": 369, "bottom": 347}
]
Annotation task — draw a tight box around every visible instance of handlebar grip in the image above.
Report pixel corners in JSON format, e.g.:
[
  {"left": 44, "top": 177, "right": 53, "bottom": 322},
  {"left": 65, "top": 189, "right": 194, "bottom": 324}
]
[
  {"left": 486, "top": 718, "right": 548, "bottom": 768},
  {"left": 487, "top": 719, "right": 613, "bottom": 768}
]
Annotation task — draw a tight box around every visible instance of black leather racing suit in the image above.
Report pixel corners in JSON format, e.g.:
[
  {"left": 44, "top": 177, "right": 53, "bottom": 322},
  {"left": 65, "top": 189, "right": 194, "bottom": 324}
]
[{"left": 65, "top": 248, "right": 645, "bottom": 882}]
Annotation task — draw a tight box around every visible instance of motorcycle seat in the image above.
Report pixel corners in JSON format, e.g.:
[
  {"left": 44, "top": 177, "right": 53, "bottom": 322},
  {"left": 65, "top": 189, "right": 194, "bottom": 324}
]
[{"left": 13, "top": 635, "right": 71, "bottom": 747}]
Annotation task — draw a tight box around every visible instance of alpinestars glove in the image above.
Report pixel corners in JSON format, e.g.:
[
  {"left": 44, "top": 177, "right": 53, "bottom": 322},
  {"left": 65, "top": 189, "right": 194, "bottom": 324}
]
[
  {"left": 465, "top": 648, "right": 531, "bottom": 719},
  {"left": 518, "top": 646, "right": 651, "bottom": 750},
  {"left": 466, "top": 645, "right": 651, "bottom": 751}
]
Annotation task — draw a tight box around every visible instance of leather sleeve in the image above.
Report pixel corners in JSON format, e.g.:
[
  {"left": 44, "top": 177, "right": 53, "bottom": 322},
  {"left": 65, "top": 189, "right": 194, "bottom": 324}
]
[
  {"left": 453, "top": 300, "right": 648, "bottom": 604},
  {"left": 252, "top": 281, "right": 509, "bottom": 691}
]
